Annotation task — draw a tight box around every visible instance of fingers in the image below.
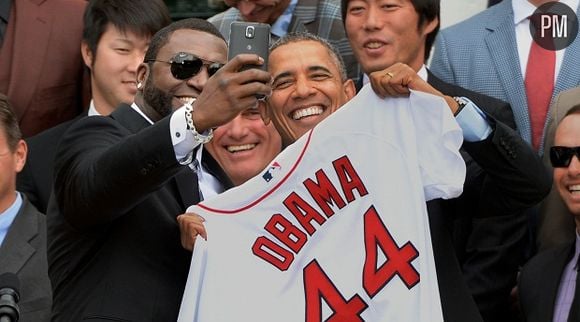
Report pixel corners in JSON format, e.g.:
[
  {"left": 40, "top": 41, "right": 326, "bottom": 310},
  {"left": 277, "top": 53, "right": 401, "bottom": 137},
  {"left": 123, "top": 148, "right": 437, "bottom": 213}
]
[
  {"left": 369, "top": 63, "right": 414, "bottom": 98},
  {"left": 193, "top": 57, "right": 272, "bottom": 130},
  {"left": 257, "top": 100, "right": 271, "bottom": 125},
  {"left": 370, "top": 63, "right": 448, "bottom": 102},
  {"left": 223, "top": 53, "right": 266, "bottom": 73},
  {"left": 177, "top": 213, "right": 207, "bottom": 252},
  {"left": 217, "top": 70, "right": 272, "bottom": 100}
]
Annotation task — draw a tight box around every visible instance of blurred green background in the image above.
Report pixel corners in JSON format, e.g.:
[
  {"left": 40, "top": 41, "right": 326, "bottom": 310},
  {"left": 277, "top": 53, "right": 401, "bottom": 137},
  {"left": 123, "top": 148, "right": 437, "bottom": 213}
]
[{"left": 164, "top": 0, "right": 228, "bottom": 20}]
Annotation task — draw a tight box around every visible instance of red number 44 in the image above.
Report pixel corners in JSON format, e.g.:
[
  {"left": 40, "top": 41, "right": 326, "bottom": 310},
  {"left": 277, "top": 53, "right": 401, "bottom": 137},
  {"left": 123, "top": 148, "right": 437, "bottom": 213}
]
[{"left": 304, "top": 206, "right": 420, "bottom": 321}]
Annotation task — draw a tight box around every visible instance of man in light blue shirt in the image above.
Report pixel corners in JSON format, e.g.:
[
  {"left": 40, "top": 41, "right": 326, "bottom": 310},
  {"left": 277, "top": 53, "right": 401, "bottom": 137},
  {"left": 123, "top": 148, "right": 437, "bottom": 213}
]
[{"left": 0, "top": 93, "right": 52, "bottom": 322}]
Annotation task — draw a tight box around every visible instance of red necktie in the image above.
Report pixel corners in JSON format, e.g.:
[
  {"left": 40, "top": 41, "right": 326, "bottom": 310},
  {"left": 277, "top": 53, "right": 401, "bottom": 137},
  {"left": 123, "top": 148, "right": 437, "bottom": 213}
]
[{"left": 525, "top": 16, "right": 556, "bottom": 150}]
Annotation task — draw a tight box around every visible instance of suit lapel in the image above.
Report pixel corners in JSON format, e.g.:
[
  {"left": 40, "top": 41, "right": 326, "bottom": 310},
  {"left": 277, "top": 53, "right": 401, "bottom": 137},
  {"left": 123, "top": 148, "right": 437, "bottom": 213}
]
[
  {"left": 9, "top": 0, "right": 51, "bottom": 119},
  {"left": 553, "top": 5, "right": 580, "bottom": 103},
  {"left": 174, "top": 168, "right": 200, "bottom": 209},
  {"left": 109, "top": 104, "right": 151, "bottom": 133},
  {"left": 289, "top": 0, "right": 316, "bottom": 33},
  {"left": 201, "top": 147, "right": 234, "bottom": 191},
  {"left": 109, "top": 105, "right": 201, "bottom": 208},
  {"left": 484, "top": 1, "right": 532, "bottom": 142},
  {"left": 0, "top": 198, "right": 38, "bottom": 274},
  {"left": 540, "top": 245, "right": 575, "bottom": 321}
]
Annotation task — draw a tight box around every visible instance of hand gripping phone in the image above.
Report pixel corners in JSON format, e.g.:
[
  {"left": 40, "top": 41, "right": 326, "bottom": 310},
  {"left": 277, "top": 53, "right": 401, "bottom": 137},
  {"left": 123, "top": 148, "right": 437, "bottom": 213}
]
[{"left": 227, "top": 22, "right": 271, "bottom": 71}]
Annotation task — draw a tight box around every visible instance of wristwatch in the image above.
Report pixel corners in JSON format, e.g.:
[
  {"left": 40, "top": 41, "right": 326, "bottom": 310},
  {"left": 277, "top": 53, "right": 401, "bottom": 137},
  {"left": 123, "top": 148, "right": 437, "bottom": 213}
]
[{"left": 452, "top": 96, "right": 468, "bottom": 116}]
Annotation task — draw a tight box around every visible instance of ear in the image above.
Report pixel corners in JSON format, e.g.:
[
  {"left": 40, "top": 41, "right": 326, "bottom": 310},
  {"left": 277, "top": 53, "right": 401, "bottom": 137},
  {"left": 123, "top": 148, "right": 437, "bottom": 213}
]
[
  {"left": 14, "top": 140, "right": 27, "bottom": 173},
  {"left": 343, "top": 79, "right": 356, "bottom": 101},
  {"left": 136, "top": 63, "right": 150, "bottom": 91},
  {"left": 81, "top": 41, "right": 94, "bottom": 70},
  {"left": 422, "top": 16, "right": 439, "bottom": 36}
]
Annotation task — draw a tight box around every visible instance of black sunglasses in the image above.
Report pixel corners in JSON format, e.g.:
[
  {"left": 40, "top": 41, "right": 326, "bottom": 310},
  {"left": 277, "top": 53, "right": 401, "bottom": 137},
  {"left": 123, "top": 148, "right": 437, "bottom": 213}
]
[
  {"left": 550, "top": 146, "right": 580, "bottom": 168},
  {"left": 146, "top": 52, "right": 224, "bottom": 80}
]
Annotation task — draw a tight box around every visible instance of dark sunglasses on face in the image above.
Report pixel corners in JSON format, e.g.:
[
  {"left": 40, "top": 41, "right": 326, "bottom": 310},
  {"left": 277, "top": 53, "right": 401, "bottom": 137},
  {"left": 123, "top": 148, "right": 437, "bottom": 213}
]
[
  {"left": 146, "top": 52, "right": 224, "bottom": 80},
  {"left": 550, "top": 146, "right": 580, "bottom": 168}
]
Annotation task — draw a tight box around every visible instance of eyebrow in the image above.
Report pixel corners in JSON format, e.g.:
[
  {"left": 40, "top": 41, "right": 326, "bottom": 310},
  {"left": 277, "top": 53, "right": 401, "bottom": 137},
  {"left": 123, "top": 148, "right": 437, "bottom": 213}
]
[{"left": 272, "top": 65, "right": 334, "bottom": 83}]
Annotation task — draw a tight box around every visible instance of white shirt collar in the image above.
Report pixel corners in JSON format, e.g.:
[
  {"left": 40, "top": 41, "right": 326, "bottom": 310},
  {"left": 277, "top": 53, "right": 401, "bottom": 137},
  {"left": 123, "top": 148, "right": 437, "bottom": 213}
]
[
  {"left": 270, "top": 0, "right": 299, "bottom": 38},
  {"left": 130, "top": 102, "right": 155, "bottom": 125},
  {"left": 513, "top": 0, "right": 579, "bottom": 25},
  {"left": 87, "top": 100, "right": 101, "bottom": 116},
  {"left": 417, "top": 65, "right": 428, "bottom": 81}
]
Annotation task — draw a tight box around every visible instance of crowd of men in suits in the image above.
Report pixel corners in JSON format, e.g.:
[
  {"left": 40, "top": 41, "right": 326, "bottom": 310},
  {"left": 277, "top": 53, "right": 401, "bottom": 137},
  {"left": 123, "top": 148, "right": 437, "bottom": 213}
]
[{"left": 0, "top": 0, "right": 578, "bottom": 321}]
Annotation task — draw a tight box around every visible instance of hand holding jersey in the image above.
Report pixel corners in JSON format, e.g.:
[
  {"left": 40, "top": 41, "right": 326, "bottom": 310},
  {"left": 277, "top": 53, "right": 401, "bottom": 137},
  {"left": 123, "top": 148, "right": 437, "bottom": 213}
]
[{"left": 177, "top": 87, "right": 465, "bottom": 322}]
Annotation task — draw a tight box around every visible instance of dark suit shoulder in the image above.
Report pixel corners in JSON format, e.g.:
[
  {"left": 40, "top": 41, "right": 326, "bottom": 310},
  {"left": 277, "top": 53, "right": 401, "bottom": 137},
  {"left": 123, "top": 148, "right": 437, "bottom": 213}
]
[
  {"left": 0, "top": 196, "right": 52, "bottom": 322},
  {"left": 519, "top": 245, "right": 572, "bottom": 322},
  {"left": 521, "top": 245, "right": 571, "bottom": 278},
  {"left": 17, "top": 117, "right": 84, "bottom": 213}
]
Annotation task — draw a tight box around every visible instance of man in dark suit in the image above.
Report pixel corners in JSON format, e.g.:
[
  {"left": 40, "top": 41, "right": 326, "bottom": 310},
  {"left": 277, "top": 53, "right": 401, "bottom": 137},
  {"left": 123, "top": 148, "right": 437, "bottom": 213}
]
[
  {"left": 47, "top": 18, "right": 271, "bottom": 321},
  {"left": 538, "top": 87, "right": 580, "bottom": 250},
  {"left": 519, "top": 105, "right": 580, "bottom": 322},
  {"left": 340, "top": 0, "right": 551, "bottom": 321},
  {"left": 16, "top": 0, "right": 172, "bottom": 214},
  {"left": 0, "top": 0, "right": 89, "bottom": 137},
  {"left": 0, "top": 94, "right": 51, "bottom": 322}
]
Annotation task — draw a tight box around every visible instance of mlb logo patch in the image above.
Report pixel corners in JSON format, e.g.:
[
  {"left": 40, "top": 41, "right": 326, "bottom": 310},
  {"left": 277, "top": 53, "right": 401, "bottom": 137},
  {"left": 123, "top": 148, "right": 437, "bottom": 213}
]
[{"left": 262, "top": 162, "right": 282, "bottom": 182}]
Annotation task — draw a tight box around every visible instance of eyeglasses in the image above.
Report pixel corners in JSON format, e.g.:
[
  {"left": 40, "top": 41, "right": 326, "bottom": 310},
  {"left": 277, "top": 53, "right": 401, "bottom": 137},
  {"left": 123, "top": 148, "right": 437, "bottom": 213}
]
[
  {"left": 550, "top": 146, "right": 580, "bottom": 168},
  {"left": 146, "top": 52, "right": 224, "bottom": 80}
]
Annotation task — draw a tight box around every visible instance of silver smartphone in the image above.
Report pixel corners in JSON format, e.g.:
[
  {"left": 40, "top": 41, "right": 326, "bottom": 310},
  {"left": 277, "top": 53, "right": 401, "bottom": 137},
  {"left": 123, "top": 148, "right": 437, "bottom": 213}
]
[{"left": 227, "top": 22, "right": 271, "bottom": 71}]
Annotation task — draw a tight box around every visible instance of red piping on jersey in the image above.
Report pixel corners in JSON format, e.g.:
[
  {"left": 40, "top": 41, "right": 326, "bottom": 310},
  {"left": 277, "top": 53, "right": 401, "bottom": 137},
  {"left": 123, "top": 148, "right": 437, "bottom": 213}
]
[{"left": 198, "top": 129, "right": 314, "bottom": 214}]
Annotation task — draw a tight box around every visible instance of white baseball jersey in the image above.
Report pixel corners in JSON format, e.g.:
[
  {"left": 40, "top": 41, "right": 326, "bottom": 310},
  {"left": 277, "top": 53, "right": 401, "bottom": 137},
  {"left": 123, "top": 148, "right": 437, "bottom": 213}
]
[{"left": 177, "top": 86, "right": 466, "bottom": 322}]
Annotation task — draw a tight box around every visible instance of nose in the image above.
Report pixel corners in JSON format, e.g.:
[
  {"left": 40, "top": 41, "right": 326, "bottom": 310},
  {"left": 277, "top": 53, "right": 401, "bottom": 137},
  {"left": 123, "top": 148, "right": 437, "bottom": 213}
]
[
  {"left": 227, "top": 115, "right": 249, "bottom": 139},
  {"left": 291, "top": 76, "right": 316, "bottom": 99},
  {"left": 364, "top": 5, "right": 383, "bottom": 30},
  {"left": 569, "top": 155, "right": 580, "bottom": 176},
  {"left": 186, "top": 66, "right": 209, "bottom": 91}
]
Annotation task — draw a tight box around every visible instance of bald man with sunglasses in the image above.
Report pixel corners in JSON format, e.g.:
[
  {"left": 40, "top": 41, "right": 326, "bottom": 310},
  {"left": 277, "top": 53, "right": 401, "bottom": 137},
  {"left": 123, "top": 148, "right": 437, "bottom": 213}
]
[
  {"left": 46, "top": 18, "right": 271, "bottom": 321},
  {"left": 518, "top": 104, "right": 580, "bottom": 322}
]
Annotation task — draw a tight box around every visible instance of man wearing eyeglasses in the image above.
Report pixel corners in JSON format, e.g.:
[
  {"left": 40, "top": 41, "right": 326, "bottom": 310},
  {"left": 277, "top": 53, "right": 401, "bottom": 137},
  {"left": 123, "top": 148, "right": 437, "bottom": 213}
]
[
  {"left": 46, "top": 18, "right": 271, "bottom": 321},
  {"left": 519, "top": 104, "right": 580, "bottom": 322}
]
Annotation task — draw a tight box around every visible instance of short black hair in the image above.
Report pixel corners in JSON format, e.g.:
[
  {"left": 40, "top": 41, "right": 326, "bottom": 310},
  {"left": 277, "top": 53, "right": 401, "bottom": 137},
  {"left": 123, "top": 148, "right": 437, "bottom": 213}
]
[
  {"left": 144, "top": 18, "right": 226, "bottom": 63},
  {"left": 270, "top": 32, "right": 348, "bottom": 81},
  {"left": 82, "top": 0, "right": 171, "bottom": 57},
  {"left": 0, "top": 94, "right": 22, "bottom": 152},
  {"left": 341, "top": 0, "right": 439, "bottom": 61}
]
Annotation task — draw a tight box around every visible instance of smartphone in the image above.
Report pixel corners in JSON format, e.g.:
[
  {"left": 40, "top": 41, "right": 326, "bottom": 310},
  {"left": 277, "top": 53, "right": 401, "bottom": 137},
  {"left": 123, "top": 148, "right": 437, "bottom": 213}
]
[{"left": 228, "top": 22, "right": 270, "bottom": 71}]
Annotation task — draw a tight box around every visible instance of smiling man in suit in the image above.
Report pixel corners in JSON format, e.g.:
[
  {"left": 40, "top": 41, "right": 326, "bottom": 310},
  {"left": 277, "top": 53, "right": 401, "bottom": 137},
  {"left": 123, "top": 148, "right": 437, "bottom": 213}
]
[
  {"left": 341, "top": 0, "right": 551, "bottom": 321},
  {"left": 430, "top": 0, "right": 580, "bottom": 256},
  {"left": 519, "top": 104, "right": 580, "bottom": 322},
  {"left": 0, "top": 94, "right": 51, "bottom": 322},
  {"left": 16, "top": 0, "right": 171, "bottom": 214},
  {"left": 46, "top": 18, "right": 271, "bottom": 321}
]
